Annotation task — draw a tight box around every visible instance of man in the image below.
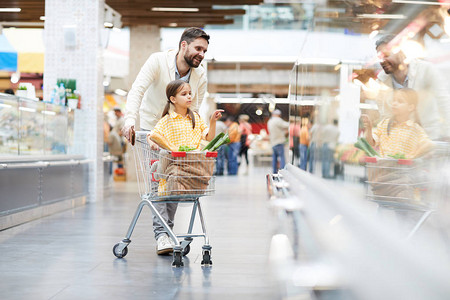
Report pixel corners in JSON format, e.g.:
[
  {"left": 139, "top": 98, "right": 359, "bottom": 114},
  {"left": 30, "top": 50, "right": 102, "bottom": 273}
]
[
  {"left": 122, "top": 27, "right": 210, "bottom": 255},
  {"left": 214, "top": 115, "right": 228, "bottom": 176},
  {"left": 375, "top": 35, "right": 450, "bottom": 140},
  {"left": 224, "top": 116, "right": 241, "bottom": 175},
  {"left": 321, "top": 120, "right": 340, "bottom": 179},
  {"left": 267, "top": 109, "right": 289, "bottom": 174},
  {"left": 299, "top": 117, "right": 310, "bottom": 171}
]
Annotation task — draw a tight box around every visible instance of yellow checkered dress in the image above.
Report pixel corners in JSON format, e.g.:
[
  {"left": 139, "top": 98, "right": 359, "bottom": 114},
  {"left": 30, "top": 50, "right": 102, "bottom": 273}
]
[
  {"left": 152, "top": 111, "right": 209, "bottom": 195},
  {"left": 373, "top": 118, "right": 430, "bottom": 158}
]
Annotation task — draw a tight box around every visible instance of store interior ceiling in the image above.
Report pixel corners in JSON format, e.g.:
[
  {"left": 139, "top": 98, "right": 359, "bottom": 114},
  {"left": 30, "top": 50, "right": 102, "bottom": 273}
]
[{"left": 0, "top": 0, "right": 446, "bottom": 32}]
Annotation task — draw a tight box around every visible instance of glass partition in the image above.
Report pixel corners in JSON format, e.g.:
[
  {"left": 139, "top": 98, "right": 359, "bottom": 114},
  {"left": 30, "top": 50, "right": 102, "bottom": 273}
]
[
  {"left": 0, "top": 93, "right": 74, "bottom": 156},
  {"left": 288, "top": 1, "right": 450, "bottom": 241}
]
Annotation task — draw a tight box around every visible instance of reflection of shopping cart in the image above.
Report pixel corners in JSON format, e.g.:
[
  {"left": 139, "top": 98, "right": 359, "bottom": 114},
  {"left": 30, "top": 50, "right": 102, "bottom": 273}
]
[
  {"left": 365, "top": 157, "right": 434, "bottom": 239},
  {"left": 113, "top": 132, "right": 216, "bottom": 267}
]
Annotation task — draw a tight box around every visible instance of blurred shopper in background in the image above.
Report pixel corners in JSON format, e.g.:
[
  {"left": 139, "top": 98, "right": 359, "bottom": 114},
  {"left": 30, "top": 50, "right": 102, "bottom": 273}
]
[
  {"left": 308, "top": 119, "right": 320, "bottom": 173},
  {"left": 121, "top": 27, "right": 210, "bottom": 255},
  {"left": 289, "top": 118, "right": 301, "bottom": 166},
  {"left": 224, "top": 116, "right": 241, "bottom": 175},
  {"left": 214, "top": 115, "right": 228, "bottom": 176},
  {"left": 375, "top": 35, "right": 450, "bottom": 140},
  {"left": 238, "top": 114, "right": 252, "bottom": 168},
  {"left": 321, "top": 119, "right": 339, "bottom": 178},
  {"left": 268, "top": 109, "right": 289, "bottom": 174},
  {"left": 299, "top": 117, "right": 310, "bottom": 171},
  {"left": 112, "top": 107, "right": 124, "bottom": 135}
]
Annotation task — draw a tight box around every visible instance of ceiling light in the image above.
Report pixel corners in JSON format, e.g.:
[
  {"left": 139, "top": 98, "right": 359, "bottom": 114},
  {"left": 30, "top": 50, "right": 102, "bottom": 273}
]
[
  {"left": 0, "top": 8, "right": 21, "bottom": 13},
  {"left": 104, "top": 22, "right": 113, "bottom": 28},
  {"left": 369, "top": 30, "right": 379, "bottom": 40},
  {"left": 392, "top": 0, "right": 442, "bottom": 5},
  {"left": 10, "top": 72, "right": 20, "bottom": 84},
  {"left": 40, "top": 16, "right": 46, "bottom": 21},
  {"left": 152, "top": 7, "right": 199, "bottom": 12},
  {"left": 114, "top": 89, "right": 128, "bottom": 97},
  {"left": 357, "top": 14, "right": 406, "bottom": 20},
  {"left": 19, "top": 107, "right": 36, "bottom": 113},
  {"left": 169, "top": 23, "right": 178, "bottom": 27},
  {"left": 255, "top": 108, "right": 263, "bottom": 116}
]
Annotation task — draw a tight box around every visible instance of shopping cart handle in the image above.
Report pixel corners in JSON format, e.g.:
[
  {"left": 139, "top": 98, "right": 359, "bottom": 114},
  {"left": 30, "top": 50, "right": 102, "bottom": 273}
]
[
  {"left": 206, "top": 152, "right": 218, "bottom": 158},
  {"left": 171, "top": 151, "right": 187, "bottom": 157}
]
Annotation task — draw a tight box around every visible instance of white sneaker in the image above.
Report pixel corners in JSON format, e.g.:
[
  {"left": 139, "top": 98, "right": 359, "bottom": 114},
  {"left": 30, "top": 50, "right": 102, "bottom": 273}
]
[{"left": 156, "top": 235, "right": 173, "bottom": 255}]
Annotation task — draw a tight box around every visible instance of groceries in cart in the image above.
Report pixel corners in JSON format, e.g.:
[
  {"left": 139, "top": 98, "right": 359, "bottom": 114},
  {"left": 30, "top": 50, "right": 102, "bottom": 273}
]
[{"left": 360, "top": 88, "right": 435, "bottom": 206}]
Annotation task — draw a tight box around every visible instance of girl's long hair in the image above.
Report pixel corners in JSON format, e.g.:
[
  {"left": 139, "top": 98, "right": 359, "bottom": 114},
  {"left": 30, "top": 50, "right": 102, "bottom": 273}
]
[
  {"left": 162, "top": 80, "right": 195, "bottom": 129},
  {"left": 387, "top": 88, "right": 420, "bottom": 135}
]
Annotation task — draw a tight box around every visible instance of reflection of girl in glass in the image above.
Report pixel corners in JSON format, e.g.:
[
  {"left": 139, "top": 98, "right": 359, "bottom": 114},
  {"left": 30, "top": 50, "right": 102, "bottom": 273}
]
[{"left": 362, "top": 88, "right": 433, "bottom": 159}]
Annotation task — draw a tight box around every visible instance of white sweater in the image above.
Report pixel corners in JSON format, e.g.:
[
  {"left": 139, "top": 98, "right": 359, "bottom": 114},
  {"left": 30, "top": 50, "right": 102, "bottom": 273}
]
[{"left": 124, "top": 49, "right": 207, "bottom": 130}]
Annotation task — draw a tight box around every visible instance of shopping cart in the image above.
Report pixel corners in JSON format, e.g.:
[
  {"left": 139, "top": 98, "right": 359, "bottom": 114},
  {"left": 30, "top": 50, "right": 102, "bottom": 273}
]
[
  {"left": 113, "top": 131, "right": 217, "bottom": 267},
  {"left": 364, "top": 156, "right": 434, "bottom": 239}
]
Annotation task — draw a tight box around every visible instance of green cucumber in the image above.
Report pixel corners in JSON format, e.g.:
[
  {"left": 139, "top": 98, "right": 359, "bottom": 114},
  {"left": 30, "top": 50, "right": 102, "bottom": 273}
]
[
  {"left": 211, "top": 133, "right": 230, "bottom": 151},
  {"left": 203, "top": 132, "right": 224, "bottom": 151}
]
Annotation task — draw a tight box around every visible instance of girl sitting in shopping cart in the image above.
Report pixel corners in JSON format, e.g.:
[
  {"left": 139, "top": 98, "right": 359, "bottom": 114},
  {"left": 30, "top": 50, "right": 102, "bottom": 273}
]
[
  {"left": 147, "top": 80, "right": 223, "bottom": 255},
  {"left": 361, "top": 88, "right": 433, "bottom": 159},
  {"left": 149, "top": 79, "right": 223, "bottom": 151}
]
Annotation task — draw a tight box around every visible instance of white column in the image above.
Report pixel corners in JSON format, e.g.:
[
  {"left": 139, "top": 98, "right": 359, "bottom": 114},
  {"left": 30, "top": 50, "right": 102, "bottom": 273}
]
[
  {"left": 44, "top": 0, "right": 104, "bottom": 202},
  {"left": 124, "top": 25, "right": 160, "bottom": 181},
  {"left": 126, "top": 25, "right": 161, "bottom": 90}
]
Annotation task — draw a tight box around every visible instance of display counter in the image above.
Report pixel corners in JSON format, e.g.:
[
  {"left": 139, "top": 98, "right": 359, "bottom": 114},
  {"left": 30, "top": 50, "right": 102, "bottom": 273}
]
[
  {"left": 0, "top": 94, "right": 93, "bottom": 230},
  {"left": 0, "top": 93, "right": 74, "bottom": 155}
]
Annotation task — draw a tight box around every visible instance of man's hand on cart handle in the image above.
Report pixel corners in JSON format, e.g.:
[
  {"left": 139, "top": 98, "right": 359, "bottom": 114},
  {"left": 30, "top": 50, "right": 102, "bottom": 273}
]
[
  {"left": 146, "top": 134, "right": 160, "bottom": 151},
  {"left": 122, "top": 124, "right": 136, "bottom": 146}
]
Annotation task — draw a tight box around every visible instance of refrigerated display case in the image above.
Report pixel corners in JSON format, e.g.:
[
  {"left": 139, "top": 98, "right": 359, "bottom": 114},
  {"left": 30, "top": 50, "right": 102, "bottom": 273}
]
[{"left": 0, "top": 93, "right": 74, "bottom": 156}]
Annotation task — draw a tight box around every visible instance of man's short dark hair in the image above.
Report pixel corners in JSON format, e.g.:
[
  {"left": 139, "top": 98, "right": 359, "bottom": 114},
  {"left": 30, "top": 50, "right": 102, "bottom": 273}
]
[
  {"left": 375, "top": 34, "right": 395, "bottom": 49},
  {"left": 179, "top": 27, "right": 210, "bottom": 48}
]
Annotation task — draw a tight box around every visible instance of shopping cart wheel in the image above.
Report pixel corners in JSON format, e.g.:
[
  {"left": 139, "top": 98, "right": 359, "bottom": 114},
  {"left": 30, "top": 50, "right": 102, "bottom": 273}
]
[
  {"left": 182, "top": 244, "right": 190, "bottom": 256},
  {"left": 113, "top": 243, "right": 128, "bottom": 258},
  {"left": 172, "top": 251, "right": 184, "bottom": 267},
  {"left": 201, "top": 250, "right": 212, "bottom": 265}
]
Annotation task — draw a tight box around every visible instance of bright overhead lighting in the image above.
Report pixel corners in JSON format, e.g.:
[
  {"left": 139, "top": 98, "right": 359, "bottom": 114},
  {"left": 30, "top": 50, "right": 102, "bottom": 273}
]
[
  {"left": 114, "top": 89, "right": 128, "bottom": 97},
  {"left": 357, "top": 14, "right": 406, "bottom": 20},
  {"left": 19, "top": 107, "right": 36, "bottom": 113},
  {"left": 42, "top": 110, "right": 56, "bottom": 116},
  {"left": 40, "top": 16, "right": 46, "bottom": 21},
  {"left": 392, "top": 0, "right": 442, "bottom": 5},
  {"left": 0, "top": 103, "right": 12, "bottom": 108},
  {"left": 104, "top": 22, "right": 113, "bottom": 28},
  {"left": 0, "top": 8, "right": 21, "bottom": 12},
  {"left": 169, "top": 23, "right": 178, "bottom": 27},
  {"left": 151, "top": 7, "right": 199, "bottom": 12}
]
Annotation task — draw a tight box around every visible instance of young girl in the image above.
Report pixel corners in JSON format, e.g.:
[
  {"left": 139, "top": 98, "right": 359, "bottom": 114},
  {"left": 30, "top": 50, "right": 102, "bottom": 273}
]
[
  {"left": 362, "top": 88, "right": 433, "bottom": 159},
  {"left": 150, "top": 80, "right": 223, "bottom": 150},
  {"left": 148, "top": 80, "right": 222, "bottom": 255}
]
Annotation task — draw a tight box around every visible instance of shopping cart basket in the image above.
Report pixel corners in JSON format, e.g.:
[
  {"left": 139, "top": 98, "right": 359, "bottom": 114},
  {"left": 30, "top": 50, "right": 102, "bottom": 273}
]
[
  {"left": 364, "top": 156, "right": 434, "bottom": 239},
  {"left": 113, "top": 131, "right": 217, "bottom": 267}
]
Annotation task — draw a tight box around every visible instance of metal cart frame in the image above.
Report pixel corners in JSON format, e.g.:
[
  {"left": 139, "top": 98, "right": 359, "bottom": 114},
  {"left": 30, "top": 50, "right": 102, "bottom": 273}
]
[{"left": 113, "top": 131, "right": 216, "bottom": 267}]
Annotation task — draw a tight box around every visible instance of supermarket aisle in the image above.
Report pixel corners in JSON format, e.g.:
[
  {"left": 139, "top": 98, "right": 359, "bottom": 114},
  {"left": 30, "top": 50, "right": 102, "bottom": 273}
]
[{"left": 0, "top": 166, "right": 278, "bottom": 299}]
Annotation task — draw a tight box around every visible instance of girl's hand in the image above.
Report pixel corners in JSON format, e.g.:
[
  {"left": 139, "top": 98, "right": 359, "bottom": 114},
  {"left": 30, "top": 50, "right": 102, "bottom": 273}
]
[
  {"left": 210, "top": 109, "right": 224, "bottom": 122},
  {"left": 360, "top": 114, "right": 372, "bottom": 130}
]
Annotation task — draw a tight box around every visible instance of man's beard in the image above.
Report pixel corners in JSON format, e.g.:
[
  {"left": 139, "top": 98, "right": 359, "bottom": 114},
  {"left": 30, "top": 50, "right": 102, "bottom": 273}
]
[{"left": 184, "top": 51, "right": 202, "bottom": 68}]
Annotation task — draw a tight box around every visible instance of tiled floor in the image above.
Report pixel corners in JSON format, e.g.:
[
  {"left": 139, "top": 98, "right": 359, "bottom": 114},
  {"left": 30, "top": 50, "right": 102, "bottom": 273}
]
[{"left": 0, "top": 165, "right": 280, "bottom": 299}]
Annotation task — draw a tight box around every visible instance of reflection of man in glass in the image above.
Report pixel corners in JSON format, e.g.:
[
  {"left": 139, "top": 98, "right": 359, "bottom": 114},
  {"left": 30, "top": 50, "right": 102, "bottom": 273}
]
[{"left": 375, "top": 35, "right": 450, "bottom": 140}]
